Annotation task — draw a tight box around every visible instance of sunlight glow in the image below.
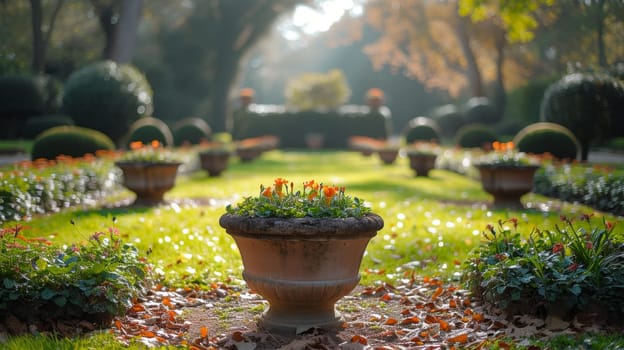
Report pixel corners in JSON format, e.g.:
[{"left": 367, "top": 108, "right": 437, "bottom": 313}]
[{"left": 283, "top": 0, "right": 364, "bottom": 40}]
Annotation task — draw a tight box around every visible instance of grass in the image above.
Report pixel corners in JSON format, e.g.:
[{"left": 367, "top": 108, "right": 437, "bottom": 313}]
[{"left": 3, "top": 150, "right": 622, "bottom": 349}]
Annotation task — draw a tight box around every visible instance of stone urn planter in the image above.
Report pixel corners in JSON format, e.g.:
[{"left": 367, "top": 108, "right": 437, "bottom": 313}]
[
  {"left": 199, "top": 150, "right": 230, "bottom": 177},
  {"left": 377, "top": 149, "right": 399, "bottom": 165},
  {"left": 475, "top": 164, "right": 540, "bottom": 208},
  {"left": 236, "top": 146, "right": 262, "bottom": 162},
  {"left": 219, "top": 213, "right": 384, "bottom": 334},
  {"left": 115, "top": 161, "right": 181, "bottom": 205},
  {"left": 406, "top": 153, "right": 437, "bottom": 177}
]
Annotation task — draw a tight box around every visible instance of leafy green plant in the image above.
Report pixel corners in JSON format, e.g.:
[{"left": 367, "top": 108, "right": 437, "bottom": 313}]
[
  {"left": 125, "top": 117, "right": 174, "bottom": 147},
  {"left": 226, "top": 178, "right": 371, "bottom": 218},
  {"left": 31, "top": 125, "right": 116, "bottom": 160},
  {"left": 464, "top": 215, "right": 624, "bottom": 321},
  {"left": 0, "top": 222, "right": 149, "bottom": 323}
]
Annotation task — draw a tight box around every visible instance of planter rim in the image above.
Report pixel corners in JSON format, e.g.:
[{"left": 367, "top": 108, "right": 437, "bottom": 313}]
[
  {"left": 115, "top": 161, "right": 182, "bottom": 167},
  {"left": 474, "top": 163, "right": 540, "bottom": 170},
  {"left": 219, "top": 213, "right": 384, "bottom": 239}
]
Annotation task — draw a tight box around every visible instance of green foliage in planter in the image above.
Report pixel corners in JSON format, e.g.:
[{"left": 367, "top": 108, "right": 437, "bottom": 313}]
[
  {"left": 285, "top": 69, "right": 351, "bottom": 111},
  {"left": 125, "top": 117, "right": 173, "bottom": 148},
  {"left": 173, "top": 117, "right": 212, "bottom": 146},
  {"left": 540, "top": 73, "right": 624, "bottom": 160},
  {"left": 462, "top": 97, "right": 501, "bottom": 125},
  {"left": 19, "top": 114, "right": 74, "bottom": 139},
  {"left": 463, "top": 216, "right": 624, "bottom": 321},
  {"left": 403, "top": 117, "right": 442, "bottom": 144},
  {"left": 62, "top": 60, "right": 153, "bottom": 143},
  {"left": 31, "top": 126, "right": 115, "bottom": 160},
  {"left": 454, "top": 123, "right": 497, "bottom": 148},
  {"left": 513, "top": 122, "right": 581, "bottom": 160},
  {"left": 0, "top": 157, "right": 120, "bottom": 222},
  {"left": 430, "top": 104, "right": 464, "bottom": 139},
  {"left": 0, "top": 225, "right": 149, "bottom": 323},
  {"left": 534, "top": 164, "right": 624, "bottom": 217}
]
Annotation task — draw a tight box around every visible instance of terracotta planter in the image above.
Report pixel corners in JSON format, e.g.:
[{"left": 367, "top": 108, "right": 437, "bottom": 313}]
[
  {"left": 199, "top": 151, "right": 230, "bottom": 177},
  {"left": 475, "top": 164, "right": 540, "bottom": 208},
  {"left": 236, "top": 147, "right": 262, "bottom": 162},
  {"left": 377, "top": 149, "right": 399, "bottom": 165},
  {"left": 115, "top": 161, "right": 181, "bottom": 205},
  {"left": 219, "top": 214, "right": 384, "bottom": 334},
  {"left": 407, "top": 153, "right": 437, "bottom": 177}
]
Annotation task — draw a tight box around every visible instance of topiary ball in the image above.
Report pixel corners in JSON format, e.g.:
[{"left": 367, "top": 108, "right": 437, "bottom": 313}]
[
  {"left": 125, "top": 117, "right": 173, "bottom": 147},
  {"left": 173, "top": 117, "right": 212, "bottom": 146},
  {"left": 62, "top": 60, "right": 153, "bottom": 143},
  {"left": 430, "top": 104, "right": 464, "bottom": 139},
  {"left": 462, "top": 97, "right": 501, "bottom": 125},
  {"left": 513, "top": 122, "right": 581, "bottom": 160},
  {"left": 403, "top": 117, "right": 442, "bottom": 144},
  {"left": 31, "top": 126, "right": 115, "bottom": 160},
  {"left": 454, "top": 123, "right": 497, "bottom": 149},
  {"left": 20, "top": 114, "right": 75, "bottom": 139}
]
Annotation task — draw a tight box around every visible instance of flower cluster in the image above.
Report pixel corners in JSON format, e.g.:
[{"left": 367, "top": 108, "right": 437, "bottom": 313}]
[
  {"left": 117, "top": 140, "right": 182, "bottom": 164},
  {"left": 476, "top": 141, "right": 540, "bottom": 167},
  {"left": 405, "top": 141, "right": 441, "bottom": 156},
  {"left": 226, "top": 178, "right": 371, "bottom": 218}
]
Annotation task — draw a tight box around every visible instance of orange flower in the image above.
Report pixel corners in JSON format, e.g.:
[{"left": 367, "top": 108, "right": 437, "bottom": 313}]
[
  {"left": 262, "top": 186, "right": 273, "bottom": 198},
  {"left": 367, "top": 88, "right": 384, "bottom": 98},
  {"left": 240, "top": 87, "right": 255, "bottom": 97},
  {"left": 151, "top": 140, "right": 161, "bottom": 148},
  {"left": 130, "top": 141, "right": 144, "bottom": 150},
  {"left": 323, "top": 186, "right": 339, "bottom": 205},
  {"left": 552, "top": 242, "right": 564, "bottom": 254},
  {"left": 273, "top": 178, "right": 289, "bottom": 198}
]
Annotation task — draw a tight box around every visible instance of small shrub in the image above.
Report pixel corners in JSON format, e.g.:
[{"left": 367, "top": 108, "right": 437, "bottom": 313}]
[
  {"left": 285, "top": 69, "right": 351, "bottom": 111},
  {"left": 0, "top": 225, "right": 149, "bottom": 325},
  {"left": 454, "top": 123, "right": 497, "bottom": 148},
  {"left": 173, "top": 117, "right": 212, "bottom": 146},
  {"left": 31, "top": 126, "right": 115, "bottom": 160},
  {"left": 430, "top": 104, "right": 464, "bottom": 138},
  {"left": 62, "top": 60, "right": 153, "bottom": 143},
  {"left": 0, "top": 75, "right": 47, "bottom": 138},
  {"left": 462, "top": 97, "right": 501, "bottom": 125},
  {"left": 513, "top": 122, "right": 581, "bottom": 160},
  {"left": 403, "top": 117, "right": 442, "bottom": 144},
  {"left": 125, "top": 117, "right": 173, "bottom": 148},
  {"left": 464, "top": 216, "right": 624, "bottom": 323},
  {"left": 540, "top": 73, "right": 624, "bottom": 160},
  {"left": 19, "top": 114, "right": 74, "bottom": 139}
]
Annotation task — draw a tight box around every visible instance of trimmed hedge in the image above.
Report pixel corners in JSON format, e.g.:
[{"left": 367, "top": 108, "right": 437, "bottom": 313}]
[
  {"left": 403, "top": 117, "right": 442, "bottom": 144},
  {"left": 232, "top": 105, "right": 392, "bottom": 148},
  {"left": 125, "top": 117, "right": 174, "bottom": 147},
  {"left": 20, "top": 114, "right": 74, "bottom": 139},
  {"left": 513, "top": 122, "right": 581, "bottom": 160},
  {"left": 62, "top": 60, "right": 153, "bottom": 143},
  {"left": 455, "top": 123, "right": 497, "bottom": 148},
  {"left": 31, "top": 126, "right": 116, "bottom": 160},
  {"left": 430, "top": 104, "right": 464, "bottom": 138},
  {"left": 173, "top": 117, "right": 212, "bottom": 146}
]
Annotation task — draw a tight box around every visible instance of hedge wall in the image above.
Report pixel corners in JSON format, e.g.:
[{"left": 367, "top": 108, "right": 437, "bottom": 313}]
[{"left": 232, "top": 105, "right": 392, "bottom": 148}]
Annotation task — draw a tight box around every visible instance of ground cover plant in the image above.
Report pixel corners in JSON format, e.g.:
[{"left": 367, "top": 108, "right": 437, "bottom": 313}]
[{"left": 1, "top": 150, "right": 622, "bottom": 349}]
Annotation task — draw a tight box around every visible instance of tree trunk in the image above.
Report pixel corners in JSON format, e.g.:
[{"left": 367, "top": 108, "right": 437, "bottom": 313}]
[
  {"left": 493, "top": 28, "right": 507, "bottom": 117},
  {"left": 112, "top": 0, "right": 143, "bottom": 63},
  {"left": 29, "top": 0, "right": 45, "bottom": 73},
  {"left": 453, "top": 11, "right": 484, "bottom": 97},
  {"left": 94, "top": 0, "right": 120, "bottom": 60},
  {"left": 595, "top": 0, "right": 607, "bottom": 67}
]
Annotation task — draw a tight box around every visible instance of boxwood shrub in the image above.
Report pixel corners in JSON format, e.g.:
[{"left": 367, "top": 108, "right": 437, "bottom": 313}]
[
  {"left": 125, "top": 117, "right": 174, "bottom": 148},
  {"left": 31, "top": 126, "right": 116, "bottom": 160},
  {"left": 19, "top": 114, "right": 74, "bottom": 139}
]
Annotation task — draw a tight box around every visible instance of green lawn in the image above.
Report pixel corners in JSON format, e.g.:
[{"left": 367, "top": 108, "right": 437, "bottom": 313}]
[{"left": 4, "top": 150, "right": 622, "bottom": 349}]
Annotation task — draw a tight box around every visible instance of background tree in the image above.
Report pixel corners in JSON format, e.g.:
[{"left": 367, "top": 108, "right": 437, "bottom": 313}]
[
  {"left": 136, "top": 0, "right": 310, "bottom": 132},
  {"left": 29, "top": 0, "right": 65, "bottom": 73}
]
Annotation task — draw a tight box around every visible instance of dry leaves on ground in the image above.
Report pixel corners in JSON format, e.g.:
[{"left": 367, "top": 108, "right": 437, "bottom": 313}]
[{"left": 108, "top": 273, "right": 613, "bottom": 349}]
